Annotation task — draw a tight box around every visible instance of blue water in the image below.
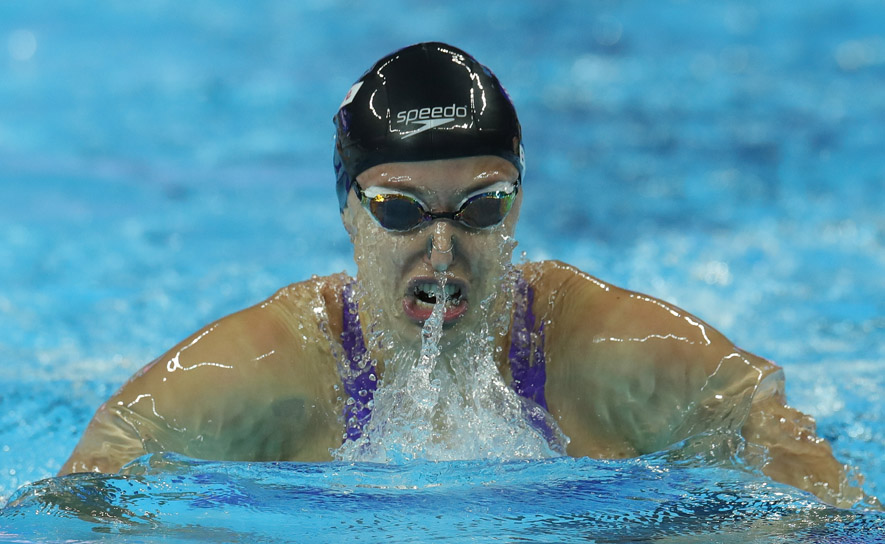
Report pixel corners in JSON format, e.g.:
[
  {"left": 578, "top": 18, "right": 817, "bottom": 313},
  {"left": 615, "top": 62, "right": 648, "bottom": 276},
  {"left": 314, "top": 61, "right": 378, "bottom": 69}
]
[
  {"left": 3, "top": 451, "right": 883, "bottom": 543},
  {"left": 1, "top": 0, "right": 884, "bottom": 542}
]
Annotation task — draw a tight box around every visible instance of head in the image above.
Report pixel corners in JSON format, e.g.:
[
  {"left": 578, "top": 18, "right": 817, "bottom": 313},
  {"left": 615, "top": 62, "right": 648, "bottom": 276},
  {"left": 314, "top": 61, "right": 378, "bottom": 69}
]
[{"left": 333, "top": 42, "right": 525, "bottom": 348}]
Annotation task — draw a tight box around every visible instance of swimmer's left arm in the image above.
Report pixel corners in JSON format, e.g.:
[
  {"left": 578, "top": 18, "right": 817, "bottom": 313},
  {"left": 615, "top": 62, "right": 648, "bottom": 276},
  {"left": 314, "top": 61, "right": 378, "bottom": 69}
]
[
  {"left": 532, "top": 260, "right": 760, "bottom": 455},
  {"left": 741, "top": 373, "right": 870, "bottom": 508},
  {"left": 529, "top": 260, "right": 868, "bottom": 507}
]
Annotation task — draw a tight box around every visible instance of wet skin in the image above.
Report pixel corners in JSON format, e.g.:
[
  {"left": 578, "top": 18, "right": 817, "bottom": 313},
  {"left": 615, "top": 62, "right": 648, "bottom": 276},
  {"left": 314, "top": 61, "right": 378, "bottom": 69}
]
[
  {"left": 61, "top": 157, "right": 871, "bottom": 508},
  {"left": 340, "top": 156, "right": 524, "bottom": 351}
]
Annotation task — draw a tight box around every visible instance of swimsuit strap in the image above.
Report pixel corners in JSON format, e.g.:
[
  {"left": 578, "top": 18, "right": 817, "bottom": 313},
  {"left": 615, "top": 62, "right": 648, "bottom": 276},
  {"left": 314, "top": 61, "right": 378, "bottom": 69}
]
[
  {"left": 508, "top": 275, "right": 549, "bottom": 410},
  {"left": 340, "top": 282, "right": 377, "bottom": 441},
  {"left": 507, "top": 275, "right": 557, "bottom": 444}
]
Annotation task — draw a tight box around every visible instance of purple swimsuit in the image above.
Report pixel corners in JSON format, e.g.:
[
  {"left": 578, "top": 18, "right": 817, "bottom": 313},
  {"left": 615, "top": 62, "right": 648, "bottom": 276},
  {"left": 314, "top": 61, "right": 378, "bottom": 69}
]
[{"left": 339, "top": 277, "right": 550, "bottom": 443}]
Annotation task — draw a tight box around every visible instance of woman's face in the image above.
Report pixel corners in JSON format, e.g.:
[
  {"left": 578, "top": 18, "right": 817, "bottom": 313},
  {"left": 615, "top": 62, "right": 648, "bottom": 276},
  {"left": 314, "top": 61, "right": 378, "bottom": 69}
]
[{"left": 342, "top": 155, "right": 522, "bottom": 349}]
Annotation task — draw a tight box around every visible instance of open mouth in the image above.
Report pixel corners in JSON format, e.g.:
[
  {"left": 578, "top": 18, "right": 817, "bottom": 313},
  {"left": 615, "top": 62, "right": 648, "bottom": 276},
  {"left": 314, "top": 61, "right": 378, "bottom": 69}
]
[
  {"left": 402, "top": 277, "right": 469, "bottom": 324},
  {"left": 413, "top": 281, "right": 463, "bottom": 305}
]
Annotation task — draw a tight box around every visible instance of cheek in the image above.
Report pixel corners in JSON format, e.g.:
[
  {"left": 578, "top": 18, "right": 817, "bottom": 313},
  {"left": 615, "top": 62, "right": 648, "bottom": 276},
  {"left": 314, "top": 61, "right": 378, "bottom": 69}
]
[
  {"left": 459, "top": 226, "right": 518, "bottom": 286},
  {"left": 466, "top": 224, "right": 518, "bottom": 259},
  {"left": 351, "top": 215, "right": 416, "bottom": 277}
]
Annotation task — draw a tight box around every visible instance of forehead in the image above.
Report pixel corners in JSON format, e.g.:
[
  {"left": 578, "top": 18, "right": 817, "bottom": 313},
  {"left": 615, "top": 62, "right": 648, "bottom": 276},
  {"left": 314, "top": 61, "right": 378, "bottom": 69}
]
[{"left": 357, "top": 156, "right": 518, "bottom": 190}]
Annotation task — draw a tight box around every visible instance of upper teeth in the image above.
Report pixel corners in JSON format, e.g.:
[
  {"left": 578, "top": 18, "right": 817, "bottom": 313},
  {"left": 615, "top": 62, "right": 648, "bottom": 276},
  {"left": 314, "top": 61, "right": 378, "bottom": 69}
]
[{"left": 417, "top": 283, "right": 461, "bottom": 300}]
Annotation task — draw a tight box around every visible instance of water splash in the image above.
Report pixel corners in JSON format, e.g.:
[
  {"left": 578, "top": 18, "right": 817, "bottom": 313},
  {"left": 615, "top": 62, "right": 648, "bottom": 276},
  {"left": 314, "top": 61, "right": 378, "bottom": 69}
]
[
  {"left": 411, "top": 274, "right": 446, "bottom": 413},
  {"left": 333, "top": 208, "right": 566, "bottom": 462},
  {"left": 334, "top": 270, "right": 566, "bottom": 463}
]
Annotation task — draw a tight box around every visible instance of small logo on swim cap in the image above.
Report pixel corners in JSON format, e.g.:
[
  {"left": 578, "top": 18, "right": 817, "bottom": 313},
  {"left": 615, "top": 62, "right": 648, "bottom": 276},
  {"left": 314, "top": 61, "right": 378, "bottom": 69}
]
[
  {"left": 395, "top": 104, "right": 469, "bottom": 139},
  {"left": 339, "top": 81, "right": 363, "bottom": 110}
]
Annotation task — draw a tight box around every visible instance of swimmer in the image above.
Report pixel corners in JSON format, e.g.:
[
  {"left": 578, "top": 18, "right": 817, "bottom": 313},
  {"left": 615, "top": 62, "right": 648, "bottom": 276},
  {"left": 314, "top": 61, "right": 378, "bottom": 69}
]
[{"left": 61, "top": 42, "right": 869, "bottom": 508}]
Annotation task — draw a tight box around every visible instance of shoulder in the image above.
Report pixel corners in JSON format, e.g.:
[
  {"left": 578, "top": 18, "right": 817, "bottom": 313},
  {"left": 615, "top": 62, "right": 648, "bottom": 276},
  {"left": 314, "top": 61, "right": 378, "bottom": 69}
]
[
  {"left": 516, "top": 259, "right": 607, "bottom": 293},
  {"left": 263, "top": 272, "right": 351, "bottom": 318},
  {"left": 242, "top": 273, "right": 353, "bottom": 343},
  {"left": 516, "top": 259, "right": 624, "bottom": 310},
  {"left": 118, "top": 272, "right": 357, "bottom": 411},
  {"left": 517, "top": 259, "right": 719, "bottom": 353}
]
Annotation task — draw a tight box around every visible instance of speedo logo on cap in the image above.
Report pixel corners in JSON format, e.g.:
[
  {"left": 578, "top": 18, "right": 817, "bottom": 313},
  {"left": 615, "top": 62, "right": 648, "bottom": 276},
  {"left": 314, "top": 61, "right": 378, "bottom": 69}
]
[{"left": 395, "top": 104, "right": 469, "bottom": 139}]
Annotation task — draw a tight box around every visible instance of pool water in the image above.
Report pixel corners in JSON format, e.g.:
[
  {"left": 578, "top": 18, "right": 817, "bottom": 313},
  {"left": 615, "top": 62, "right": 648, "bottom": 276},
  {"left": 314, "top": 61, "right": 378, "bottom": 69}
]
[
  {"left": 1, "top": 0, "right": 884, "bottom": 542},
  {"left": 3, "top": 451, "right": 883, "bottom": 543}
]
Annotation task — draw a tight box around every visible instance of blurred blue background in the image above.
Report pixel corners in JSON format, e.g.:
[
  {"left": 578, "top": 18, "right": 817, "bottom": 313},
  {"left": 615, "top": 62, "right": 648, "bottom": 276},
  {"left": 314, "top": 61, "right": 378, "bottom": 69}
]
[{"left": 1, "top": 0, "right": 883, "bottom": 503}]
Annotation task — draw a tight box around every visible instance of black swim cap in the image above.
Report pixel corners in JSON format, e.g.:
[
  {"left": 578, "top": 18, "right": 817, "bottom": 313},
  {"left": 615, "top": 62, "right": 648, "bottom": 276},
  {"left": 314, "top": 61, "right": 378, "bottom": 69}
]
[{"left": 333, "top": 42, "right": 524, "bottom": 210}]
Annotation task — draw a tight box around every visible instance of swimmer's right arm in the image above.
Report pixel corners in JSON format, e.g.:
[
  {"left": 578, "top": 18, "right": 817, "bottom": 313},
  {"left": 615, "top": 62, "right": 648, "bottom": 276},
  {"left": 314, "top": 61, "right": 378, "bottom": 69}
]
[
  {"left": 58, "top": 398, "right": 157, "bottom": 475},
  {"left": 59, "top": 277, "right": 344, "bottom": 475}
]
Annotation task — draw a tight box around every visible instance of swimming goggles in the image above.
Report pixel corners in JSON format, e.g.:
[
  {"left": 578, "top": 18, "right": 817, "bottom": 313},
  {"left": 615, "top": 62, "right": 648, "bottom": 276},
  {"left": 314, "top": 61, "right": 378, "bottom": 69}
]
[{"left": 352, "top": 178, "right": 520, "bottom": 231}]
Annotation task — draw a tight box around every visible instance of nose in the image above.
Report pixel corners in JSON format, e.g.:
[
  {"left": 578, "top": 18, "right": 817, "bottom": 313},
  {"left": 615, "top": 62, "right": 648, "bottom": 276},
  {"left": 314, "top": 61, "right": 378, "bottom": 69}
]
[{"left": 427, "top": 221, "right": 455, "bottom": 272}]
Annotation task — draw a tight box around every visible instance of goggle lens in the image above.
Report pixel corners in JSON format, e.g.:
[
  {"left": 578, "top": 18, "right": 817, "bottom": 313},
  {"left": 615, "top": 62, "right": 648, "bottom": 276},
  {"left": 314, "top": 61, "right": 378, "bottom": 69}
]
[
  {"left": 457, "top": 191, "right": 516, "bottom": 228},
  {"left": 367, "top": 194, "right": 427, "bottom": 231},
  {"left": 355, "top": 181, "right": 519, "bottom": 232}
]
